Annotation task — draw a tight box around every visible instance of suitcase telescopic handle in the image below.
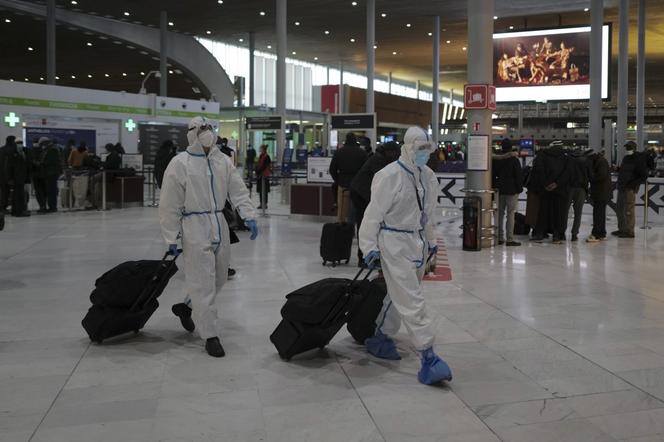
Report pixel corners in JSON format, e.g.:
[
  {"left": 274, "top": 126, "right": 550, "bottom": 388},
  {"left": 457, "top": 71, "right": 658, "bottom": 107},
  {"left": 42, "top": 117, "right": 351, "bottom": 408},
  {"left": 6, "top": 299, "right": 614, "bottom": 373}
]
[
  {"left": 129, "top": 252, "right": 181, "bottom": 312},
  {"left": 348, "top": 266, "right": 374, "bottom": 288}
]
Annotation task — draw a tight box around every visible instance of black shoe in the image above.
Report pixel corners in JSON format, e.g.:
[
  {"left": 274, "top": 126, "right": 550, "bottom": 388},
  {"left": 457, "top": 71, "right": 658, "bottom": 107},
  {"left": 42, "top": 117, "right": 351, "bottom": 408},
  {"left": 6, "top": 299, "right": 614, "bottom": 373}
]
[
  {"left": 611, "top": 230, "right": 621, "bottom": 237},
  {"left": 12, "top": 211, "right": 31, "bottom": 217},
  {"left": 506, "top": 241, "right": 521, "bottom": 247},
  {"left": 205, "top": 337, "right": 225, "bottom": 357},
  {"left": 618, "top": 232, "right": 635, "bottom": 238},
  {"left": 37, "top": 208, "right": 48, "bottom": 213},
  {"left": 571, "top": 235, "right": 578, "bottom": 242},
  {"left": 0, "top": 211, "right": 4, "bottom": 231},
  {"left": 530, "top": 235, "right": 544, "bottom": 242},
  {"left": 46, "top": 208, "right": 58, "bottom": 213},
  {"left": 171, "top": 303, "right": 195, "bottom": 332},
  {"left": 498, "top": 240, "right": 505, "bottom": 245},
  {"left": 228, "top": 268, "right": 236, "bottom": 278}
]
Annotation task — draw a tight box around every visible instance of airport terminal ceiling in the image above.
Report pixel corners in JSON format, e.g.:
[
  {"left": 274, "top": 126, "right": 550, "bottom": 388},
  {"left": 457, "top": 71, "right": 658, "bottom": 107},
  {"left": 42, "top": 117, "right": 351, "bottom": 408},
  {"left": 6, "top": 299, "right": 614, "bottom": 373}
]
[{"left": 2, "top": 0, "right": 664, "bottom": 101}]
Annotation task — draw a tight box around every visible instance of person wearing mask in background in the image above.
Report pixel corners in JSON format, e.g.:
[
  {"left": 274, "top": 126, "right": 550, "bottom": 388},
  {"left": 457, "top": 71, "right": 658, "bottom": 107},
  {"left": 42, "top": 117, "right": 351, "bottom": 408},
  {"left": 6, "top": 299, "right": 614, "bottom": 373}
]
[
  {"left": 350, "top": 141, "right": 401, "bottom": 266},
  {"left": 160, "top": 116, "right": 258, "bottom": 358},
  {"left": 493, "top": 139, "right": 523, "bottom": 246},
  {"left": 359, "top": 126, "right": 452, "bottom": 386},
  {"left": 587, "top": 150, "right": 611, "bottom": 242},
  {"left": 614, "top": 141, "right": 648, "bottom": 239},
  {"left": 62, "top": 139, "right": 75, "bottom": 170},
  {"left": 565, "top": 148, "right": 593, "bottom": 242},
  {"left": 30, "top": 137, "right": 50, "bottom": 213},
  {"left": 656, "top": 148, "right": 664, "bottom": 177},
  {"left": 329, "top": 133, "right": 368, "bottom": 223},
  {"left": 68, "top": 141, "right": 88, "bottom": 169},
  {"left": 245, "top": 144, "right": 257, "bottom": 188},
  {"left": 0, "top": 137, "right": 30, "bottom": 217},
  {"left": 0, "top": 136, "right": 14, "bottom": 213},
  {"left": 218, "top": 137, "right": 234, "bottom": 159},
  {"left": 255, "top": 144, "right": 272, "bottom": 209},
  {"left": 113, "top": 142, "right": 126, "bottom": 155},
  {"left": 154, "top": 140, "right": 176, "bottom": 189},
  {"left": 102, "top": 143, "right": 122, "bottom": 171},
  {"left": 41, "top": 138, "right": 63, "bottom": 213},
  {"left": 533, "top": 140, "right": 570, "bottom": 244},
  {"left": 359, "top": 136, "right": 373, "bottom": 157}
]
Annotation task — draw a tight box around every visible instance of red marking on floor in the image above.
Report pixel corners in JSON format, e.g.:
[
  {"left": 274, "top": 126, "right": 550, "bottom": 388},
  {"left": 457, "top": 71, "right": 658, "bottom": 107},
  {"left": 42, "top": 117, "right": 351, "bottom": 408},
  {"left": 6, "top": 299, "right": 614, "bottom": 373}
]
[{"left": 424, "top": 238, "right": 453, "bottom": 282}]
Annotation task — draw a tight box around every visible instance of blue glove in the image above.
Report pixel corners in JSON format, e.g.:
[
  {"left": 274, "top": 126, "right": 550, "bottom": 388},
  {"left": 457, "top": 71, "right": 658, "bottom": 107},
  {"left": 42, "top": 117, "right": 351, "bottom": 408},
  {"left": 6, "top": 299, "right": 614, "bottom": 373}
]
[
  {"left": 246, "top": 220, "right": 258, "bottom": 240},
  {"left": 168, "top": 244, "right": 181, "bottom": 257},
  {"left": 428, "top": 244, "right": 438, "bottom": 256},
  {"left": 364, "top": 250, "right": 380, "bottom": 269}
]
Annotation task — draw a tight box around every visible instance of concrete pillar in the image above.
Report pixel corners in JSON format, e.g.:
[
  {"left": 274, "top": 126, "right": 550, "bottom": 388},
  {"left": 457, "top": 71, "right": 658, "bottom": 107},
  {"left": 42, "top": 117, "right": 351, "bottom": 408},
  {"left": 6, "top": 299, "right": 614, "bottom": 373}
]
[
  {"left": 366, "top": 0, "right": 375, "bottom": 145},
  {"left": 636, "top": 0, "right": 646, "bottom": 149},
  {"left": 159, "top": 11, "right": 168, "bottom": 97},
  {"left": 466, "top": 0, "right": 494, "bottom": 248},
  {"left": 416, "top": 80, "right": 421, "bottom": 100},
  {"left": 339, "top": 62, "right": 344, "bottom": 113},
  {"left": 588, "top": 0, "right": 603, "bottom": 151},
  {"left": 249, "top": 31, "right": 255, "bottom": 106},
  {"left": 616, "top": 0, "right": 629, "bottom": 160},
  {"left": 46, "top": 0, "right": 56, "bottom": 84},
  {"left": 326, "top": 66, "right": 330, "bottom": 85},
  {"left": 432, "top": 16, "right": 441, "bottom": 145},
  {"left": 276, "top": 0, "right": 287, "bottom": 156},
  {"left": 517, "top": 104, "right": 524, "bottom": 136}
]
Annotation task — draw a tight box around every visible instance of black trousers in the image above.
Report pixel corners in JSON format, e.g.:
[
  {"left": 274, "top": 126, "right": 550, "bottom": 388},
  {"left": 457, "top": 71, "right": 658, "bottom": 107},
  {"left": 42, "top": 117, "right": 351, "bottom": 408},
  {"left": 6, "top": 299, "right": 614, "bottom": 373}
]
[
  {"left": 350, "top": 191, "right": 368, "bottom": 262},
  {"left": 0, "top": 183, "right": 9, "bottom": 210},
  {"left": 535, "top": 191, "right": 568, "bottom": 241},
  {"left": 46, "top": 175, "right": 59, "bottom": 211},
  {"left": 591, "top": 200, "right": 607, "bottom": 239},
  {"left": 11, "top": 182, "right": 26, "bottom": 215},
  {"left": 33, "top": 177, "right": 47, "bottom": 210}
]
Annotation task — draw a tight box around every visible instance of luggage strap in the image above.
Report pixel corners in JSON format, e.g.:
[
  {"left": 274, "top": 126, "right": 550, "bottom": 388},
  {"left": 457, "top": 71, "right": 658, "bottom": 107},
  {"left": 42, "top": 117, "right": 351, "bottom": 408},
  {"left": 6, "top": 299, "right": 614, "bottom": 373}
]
[
  {"left": 319, "top": 267, "right": 375, "bottom": 327},
  {"left": 129, "top": 251, "right": 180, "bottom": 312}
]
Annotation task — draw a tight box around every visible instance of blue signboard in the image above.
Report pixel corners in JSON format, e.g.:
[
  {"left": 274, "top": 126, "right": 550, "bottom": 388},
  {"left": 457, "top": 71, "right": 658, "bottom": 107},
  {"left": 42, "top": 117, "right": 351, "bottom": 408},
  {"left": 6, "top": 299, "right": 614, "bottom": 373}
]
[{"left": 25, "top": 127, "right": 97, "bottom": 153}]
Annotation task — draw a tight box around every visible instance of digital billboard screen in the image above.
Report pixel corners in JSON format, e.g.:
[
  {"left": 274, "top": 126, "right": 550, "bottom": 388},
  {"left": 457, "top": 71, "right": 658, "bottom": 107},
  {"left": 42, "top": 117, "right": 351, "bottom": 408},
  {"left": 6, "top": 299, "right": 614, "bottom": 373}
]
[{"left": 493, "top": 25, "right": 610, "bottom": 102}]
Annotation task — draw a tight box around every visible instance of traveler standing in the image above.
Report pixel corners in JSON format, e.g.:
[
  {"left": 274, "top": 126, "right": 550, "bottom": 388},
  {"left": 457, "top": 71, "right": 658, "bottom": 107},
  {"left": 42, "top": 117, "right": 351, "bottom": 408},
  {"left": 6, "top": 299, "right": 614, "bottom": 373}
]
[
  {"left": 586, "top": 150, "right": 611, "bottom": 242},
  {"left": 493, "top": 139, "right": 523, "bottom": 246},
  {"left": 0, "top": 137, "right": 30, "bottom": 217},
  {"left": 159, "top": 116, "right": 258, "bottom": 358},
  {"left": 329, "top": 133, "right": 368, "bottom": 223},
  {"left": 534, "top": 140, "right": 570, "bottom": 244},
  {"left": 154, "top": 140, "right": 176, "bottom": 189},
  {"left": 245, "top": 144, "right": 257, "bottom": 186},
  {"left": 68, "top": 142, "right": 89, "bottom": 169},
  {"left": 613, "top": 141, "right": 648, "bottom": 238},
  {"left": 32, "top": 137, "right": 49, "bottom": 213},
  {"left": 255, "top": 144, "right": 272, "bottom": 209},
  {"left": 566, "top": 148, "right": 593, "bottom": 241},
  {"left": 41, "top": 138, "right": 63, "bottom": 212},
  {"left": 350, "top": 141, "right": 401, "bottom": 265}
]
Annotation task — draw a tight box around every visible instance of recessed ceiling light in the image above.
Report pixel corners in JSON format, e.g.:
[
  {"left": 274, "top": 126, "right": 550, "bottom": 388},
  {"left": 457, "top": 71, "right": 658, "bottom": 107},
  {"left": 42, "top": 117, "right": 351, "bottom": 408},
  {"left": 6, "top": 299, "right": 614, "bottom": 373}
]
[
  {"left": 40, "top": 77, "right": 44, "bottom": 81},
  {"left": 55, "top": 76, "right": 60, "bottom": 80},
  {"left": 428, "top": 32, "right": 432, "bottom": 36},
  {"left": 71, "top": 75, "right": 76, "bottom": 79},
  {"left": 122, "top": 72, "right": 127, "bottom": 77},
  {"left": 140, "top": 71, "right": 145, "bottom": 75},
  {"left": 350, "top": 38, "right": 355, "bottom": 42},
  {"left": 24, "top": 78, "right": 29, "bottom": 82},
  {"left": 324, "top": 30, "right": 330, "bottom": 35},
  {"left": 446, "top": 40, "right": 451, "bottom": 44},
  {"left": 392, "top": 51, "right": 397, "bottom": 55},
  {"left": 104, "top": 73, "right": 110, "bottom": 77},
  {"left": 4, "top": 18, "right": 11, "bottom": 23},
  {"left": 238, "top": 38, "right": 244, "bottom": 42},
  {"left": 9, "top": 79, "right": 13, "bottom": 82},
  {"left": 509, "top": 25, "right": 514, "bottom": 30},
  {"left": 267, "top": 44, "right": 272, "bottom": 49},
  {"left": 406, "top": 23, "right": 411, "bottom": 28},
  {"left": 71, "top": 0, "right": 77, "bottom": 4},
  {"left": 123, "top": 11, "right": 130, "bottom": 16},
  {"left": 206, "top": 30, "right": 211, "bottom": 35},
  {"left": 259, "top": 11, "right": 266, "bottom": 16},
  {"left": 168, "top": 21, "right": 174, "bottom": 26},
  {"left": 294, "top": 21, "right": 300, "bottom": 26},
  {"left": 493, "top": 15, "right": 498, "bottom": 20},
  {"left": 462, "top": 47, "right": 467, "bottom": 51},
  {"left": 292, "top": 51, "right": 297, "bottom": 55},
  {"left": 381, "top": 13, "right": 387, "bottom": 18},
  {"left": 86, "top": 42, "right": 92, "bottom": 46},
  {"left": 351, "top": 1, "right": 357, "bottom": 5},
  {"left": 217, "top": 0, "right": 223, "bottom": 3},
  {"left": 27, "top": 46, "right": 34, "bottom": 51},
  {"left": 169, "top": 70, "right": 174, "bottom": 74},
  {"left": 373, "top": 44, "right": 377, "bottom": 49},
  {"left": 87, "top": 74, "right": 92, "bottom": 78},
  {"left": 314, "top": 57, "right": 318, "bottom": 61}
]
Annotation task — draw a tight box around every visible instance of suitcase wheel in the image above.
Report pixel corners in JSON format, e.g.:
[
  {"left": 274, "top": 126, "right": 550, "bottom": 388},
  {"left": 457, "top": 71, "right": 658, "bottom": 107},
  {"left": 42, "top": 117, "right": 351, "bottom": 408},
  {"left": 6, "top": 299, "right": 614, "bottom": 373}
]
[
  {"left": 332, "top": 262, "right": 337, "bottom": 268},
  {"left": 322, "top": 261, "right": 326, "bottom": 266},
  {"left": 345, "top": 260, "right": 349, "bottom": 265}
]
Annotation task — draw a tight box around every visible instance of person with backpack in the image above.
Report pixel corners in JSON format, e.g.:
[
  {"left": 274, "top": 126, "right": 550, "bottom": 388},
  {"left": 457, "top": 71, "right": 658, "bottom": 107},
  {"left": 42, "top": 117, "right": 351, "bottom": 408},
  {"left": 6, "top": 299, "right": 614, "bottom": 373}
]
[
  {"left": 329, "top": 133, "right": 368, "bottom": 222},
  {"left": 566, "top": 148, "right": 593, "bottom": 242},
  {"left": 533, "top": 140, "right": 570, "bottom": 244},
  {"left": 493, "top": 139, "right": 523, "bottom": 246}
]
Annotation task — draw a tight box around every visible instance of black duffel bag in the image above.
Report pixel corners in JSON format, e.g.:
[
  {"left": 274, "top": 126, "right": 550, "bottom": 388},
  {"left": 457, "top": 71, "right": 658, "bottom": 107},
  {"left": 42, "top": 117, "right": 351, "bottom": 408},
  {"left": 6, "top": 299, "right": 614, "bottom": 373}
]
[
  {"left": 90, "top": 259, "right": 179, "bottom": 308},
  {"left": 346, "top": 277, "right": 387, "bottom": 344},
  {"left": 280, "top": 278, "right": 353, "bottom": 325}
]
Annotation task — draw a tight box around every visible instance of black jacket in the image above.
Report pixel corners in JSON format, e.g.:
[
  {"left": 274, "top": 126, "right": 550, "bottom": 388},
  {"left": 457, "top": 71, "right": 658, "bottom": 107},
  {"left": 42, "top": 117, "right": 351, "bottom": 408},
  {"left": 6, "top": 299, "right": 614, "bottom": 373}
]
[
  {"left": 617, "top": 153, "right": 648, "bottom": 191},
  {"left": 590, "top": 154, "right": 612, "bottom": 202},
  {"left": 493, "top": 156, "right": 523, "bottom": 196},
  {"left": 154, "top": 147, "right": 175, "bottom": 188},
  {"left": 350, "top": 150, "right": 392, "bottom": 202},
  {"left": 568, "top": 152, "right": 594, "bottom": 189},
  {"left": 329, "top": 143, "right": 368, "bottom": 189},
  {"left": 41, "top": 145, "right": 63, "bottom": 178},
  {"left": 103, "top": 151, "right": 122, "bottom": 171},
  {"left": 246, "top": 148, "right": 257, "bottom": 165},
  {"left": 541, "top": 146, "right": 570, "bottom": 194}
]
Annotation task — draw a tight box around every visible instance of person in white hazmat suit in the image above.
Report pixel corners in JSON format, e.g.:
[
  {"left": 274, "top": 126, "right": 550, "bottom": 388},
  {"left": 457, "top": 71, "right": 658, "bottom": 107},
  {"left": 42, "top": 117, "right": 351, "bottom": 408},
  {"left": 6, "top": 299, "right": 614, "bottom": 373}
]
[
  {"left": 359, "top": 126, "right": 452, "bottom": 385},
  {"left": 159, "top": 116, "right": 258, "bottom": 358}
]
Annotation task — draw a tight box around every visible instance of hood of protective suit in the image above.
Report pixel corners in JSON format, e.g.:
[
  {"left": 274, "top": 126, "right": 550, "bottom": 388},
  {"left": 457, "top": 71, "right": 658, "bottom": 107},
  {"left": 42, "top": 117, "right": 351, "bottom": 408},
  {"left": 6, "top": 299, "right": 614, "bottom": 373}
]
[
  {"left": 400, "top": 126, "right": 435, "bottom": 166},
  {"left": 187, "top": 116, "right": 216, "bottom": 154}
]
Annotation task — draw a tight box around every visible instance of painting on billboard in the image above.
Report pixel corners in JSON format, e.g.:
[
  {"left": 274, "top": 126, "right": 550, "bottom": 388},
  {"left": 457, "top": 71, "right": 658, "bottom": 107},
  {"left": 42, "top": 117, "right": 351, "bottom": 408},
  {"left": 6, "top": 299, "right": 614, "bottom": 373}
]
[{"left": 493, "top": 25, "right": 610, "bottom": 102}]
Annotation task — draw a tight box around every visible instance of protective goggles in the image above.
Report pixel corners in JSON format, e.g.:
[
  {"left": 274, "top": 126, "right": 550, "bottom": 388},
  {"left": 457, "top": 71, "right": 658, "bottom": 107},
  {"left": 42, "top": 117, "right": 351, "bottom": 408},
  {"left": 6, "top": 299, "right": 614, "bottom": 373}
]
[{"left": 188, "top": 123, "right": 215, "bottom": 134}]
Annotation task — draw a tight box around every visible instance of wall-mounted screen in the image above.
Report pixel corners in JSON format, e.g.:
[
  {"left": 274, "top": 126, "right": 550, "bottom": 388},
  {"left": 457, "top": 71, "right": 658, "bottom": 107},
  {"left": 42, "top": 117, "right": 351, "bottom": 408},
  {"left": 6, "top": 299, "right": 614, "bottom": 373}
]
[{"left": 493, "top": 25, "right": 610, "bottom": 102}]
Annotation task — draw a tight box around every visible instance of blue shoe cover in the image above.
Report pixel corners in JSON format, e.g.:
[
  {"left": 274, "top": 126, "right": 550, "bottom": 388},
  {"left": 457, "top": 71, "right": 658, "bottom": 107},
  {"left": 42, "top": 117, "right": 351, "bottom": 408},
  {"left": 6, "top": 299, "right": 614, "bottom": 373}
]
[
  {"left": 418, "top": 347, "right": 452, "bottom": 385},
  {"left": 365, "top": 331, "right": 401, "bottom": 360}
]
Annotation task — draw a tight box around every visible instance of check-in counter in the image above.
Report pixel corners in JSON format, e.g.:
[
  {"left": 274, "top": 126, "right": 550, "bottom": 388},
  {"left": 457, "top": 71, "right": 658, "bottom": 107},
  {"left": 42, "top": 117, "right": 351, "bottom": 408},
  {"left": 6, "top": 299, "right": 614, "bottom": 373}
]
[
  {"left": 290, "top": 183, "right": 337, "bottom": 217},
  {"left": 106, "top": 175, "right": 144, "bottom": 208}
]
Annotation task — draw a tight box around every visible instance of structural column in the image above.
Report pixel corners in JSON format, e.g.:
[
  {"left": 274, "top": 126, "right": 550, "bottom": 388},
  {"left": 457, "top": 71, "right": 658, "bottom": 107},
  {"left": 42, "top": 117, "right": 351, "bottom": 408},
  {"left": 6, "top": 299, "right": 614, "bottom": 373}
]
[
  {"left": 416, "top": 80, "right": 421, "bottom": 100},
  {"left": 276, "top": 0, "right": 287, "bottom": 156},
  {"left": 249, "top": 31, "right": 255, "bottom": 107},
  {"left": 616, "top": 0, "right": 629, "bottom": 161},
  {"left": 366, "top": 0, "right": 375, "bottom": 145},
  {"left": 339, "top": 62, "right": 344, "bottom": 113},
  {"left": 432, "top": 16, "right": 441, "bottom": 145},
  {"left": 589, "top": 0, "right": 603, "bottom": 151},
  {"left": 636, "top": 0, "right": 646, "bottom": 149},
  {"left": 466, "top": 0, "right": 494, "bottom": 248},
  {"left": 46, "top": 0, "right": 56, "bottom": 84},
  {"left": 159, "top": 11, "right": 168, "bottom": 97},
  {"left": 388, "top": 72, "right": 392, "bottom": 95}
]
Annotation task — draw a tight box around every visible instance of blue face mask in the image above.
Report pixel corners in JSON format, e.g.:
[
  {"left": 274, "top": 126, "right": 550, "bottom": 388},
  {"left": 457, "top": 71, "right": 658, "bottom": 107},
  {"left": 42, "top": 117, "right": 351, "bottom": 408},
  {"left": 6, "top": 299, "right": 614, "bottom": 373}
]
[{"left": 414, "top": 150, "right": 429, "bottom": 167}]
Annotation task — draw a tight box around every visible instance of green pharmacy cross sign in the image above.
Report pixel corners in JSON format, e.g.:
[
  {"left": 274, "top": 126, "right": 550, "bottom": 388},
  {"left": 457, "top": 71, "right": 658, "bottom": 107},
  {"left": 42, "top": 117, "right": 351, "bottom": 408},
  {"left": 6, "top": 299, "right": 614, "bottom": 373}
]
[
  {"left": 4, "top": 112, "right": 20, "bottom": 128},
  {"left": 125, "top": 118, "right": 137, "bottom": 132}
]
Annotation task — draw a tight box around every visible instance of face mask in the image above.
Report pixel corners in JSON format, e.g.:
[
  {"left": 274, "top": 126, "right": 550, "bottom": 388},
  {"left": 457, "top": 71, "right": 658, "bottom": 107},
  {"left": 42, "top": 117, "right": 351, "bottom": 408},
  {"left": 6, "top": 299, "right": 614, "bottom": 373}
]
[
  {"left": 198, "top": 130, "right": 215, "bottom": 148},
  {"left": 414, "top": 150, "right": 429, "bottom": 167},
  {"left": 625, "top": 150, "right": 635, "bottom": 156}
]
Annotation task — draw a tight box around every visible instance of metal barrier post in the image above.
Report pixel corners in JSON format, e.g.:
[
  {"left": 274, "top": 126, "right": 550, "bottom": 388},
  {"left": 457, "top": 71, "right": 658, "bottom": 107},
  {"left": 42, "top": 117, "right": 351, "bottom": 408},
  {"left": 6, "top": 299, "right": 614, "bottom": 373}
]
[
  {"left": 261, "top": 176, "right": 267, "bottom": 217},
  {"left": 641, "top": 179, "right": 651, "bottom": 230},
  {"left": 102, "top": 170, "right": 107, "bottom": 211}
]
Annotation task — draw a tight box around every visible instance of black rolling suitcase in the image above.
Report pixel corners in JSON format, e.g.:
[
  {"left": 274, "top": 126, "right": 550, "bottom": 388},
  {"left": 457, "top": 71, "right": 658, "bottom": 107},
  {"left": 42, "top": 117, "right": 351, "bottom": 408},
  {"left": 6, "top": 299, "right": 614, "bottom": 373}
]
[
  {"left": 346, "top": 277, "right": 387, "bottom": 344},
  {"left": 82, "top": 252, "right": 180, "bottom": 343},
  {"left": 270, "top": 268, "right": 373, "bottom": 360},
  {"left": 320, "top": 222, "right": 354, "bottom": 267}
]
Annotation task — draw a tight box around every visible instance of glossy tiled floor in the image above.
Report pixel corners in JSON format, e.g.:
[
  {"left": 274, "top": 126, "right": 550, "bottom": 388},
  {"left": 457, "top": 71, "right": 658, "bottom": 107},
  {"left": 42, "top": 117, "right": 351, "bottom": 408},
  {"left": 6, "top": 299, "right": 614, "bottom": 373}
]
[{"left": 1, "top": 204, "right": 664, "bottom": 442}]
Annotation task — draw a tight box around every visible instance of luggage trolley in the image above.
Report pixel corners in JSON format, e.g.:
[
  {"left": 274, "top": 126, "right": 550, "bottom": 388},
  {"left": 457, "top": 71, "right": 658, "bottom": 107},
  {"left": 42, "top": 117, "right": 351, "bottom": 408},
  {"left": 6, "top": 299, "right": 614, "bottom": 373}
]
[{"left": 460, "top": 188, "right": 498, "bottom": 251}]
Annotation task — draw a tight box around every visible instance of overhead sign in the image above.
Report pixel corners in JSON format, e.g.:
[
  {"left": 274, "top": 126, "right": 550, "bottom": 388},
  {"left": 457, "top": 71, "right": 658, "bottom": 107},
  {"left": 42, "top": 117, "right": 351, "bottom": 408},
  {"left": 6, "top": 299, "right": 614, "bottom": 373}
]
[
  {"left": 465, "top": 85, "right": 488, "bottom": 110},
  {"left": 246, "top": 116, "right": 282, "bottom": 130},
  {"left": 138, "top": 123, "right": 188, "bottom": 165},
  {"left": 330, "top": 113, "right": 375, "bottom": 130}
]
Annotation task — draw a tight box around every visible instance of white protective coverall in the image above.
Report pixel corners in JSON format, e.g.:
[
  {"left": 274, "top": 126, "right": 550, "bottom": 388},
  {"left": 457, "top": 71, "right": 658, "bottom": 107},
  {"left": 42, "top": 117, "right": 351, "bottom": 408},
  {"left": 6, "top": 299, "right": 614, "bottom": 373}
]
[
  {"left": 358, "top": 127, "right": 439, "bottom": 351},
  {"left": 159, "top": 117, "right": 256, "bottom": 340}
]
